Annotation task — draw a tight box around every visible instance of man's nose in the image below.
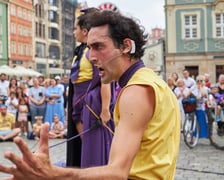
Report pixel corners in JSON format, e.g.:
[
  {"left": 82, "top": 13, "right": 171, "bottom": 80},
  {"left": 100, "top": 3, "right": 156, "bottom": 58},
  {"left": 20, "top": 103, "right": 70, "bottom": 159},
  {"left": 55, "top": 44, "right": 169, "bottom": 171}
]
[{"left": 88, "top": 51, "right": 97, "bottom": 63}]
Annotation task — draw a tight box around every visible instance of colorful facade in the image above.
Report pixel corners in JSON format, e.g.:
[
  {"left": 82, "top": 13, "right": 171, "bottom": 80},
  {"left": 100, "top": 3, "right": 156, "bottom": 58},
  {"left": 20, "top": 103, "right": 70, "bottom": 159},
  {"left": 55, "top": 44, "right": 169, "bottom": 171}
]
[
  {"left": 8, "top": 0, "right": 33, "bottom": 68},
  {"left": 165, "top": 0, "right": 224, "bottom": 82}
]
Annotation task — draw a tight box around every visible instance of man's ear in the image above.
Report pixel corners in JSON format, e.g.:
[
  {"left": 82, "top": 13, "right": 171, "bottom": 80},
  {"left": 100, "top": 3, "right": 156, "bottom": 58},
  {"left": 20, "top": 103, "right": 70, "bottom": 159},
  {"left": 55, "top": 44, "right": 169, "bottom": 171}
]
[
  {"left": 82, "top": 28, "right": 88, "bottom": 36},
  {"left": 123, "top": 38, "right": 136, "bottom": 54}
]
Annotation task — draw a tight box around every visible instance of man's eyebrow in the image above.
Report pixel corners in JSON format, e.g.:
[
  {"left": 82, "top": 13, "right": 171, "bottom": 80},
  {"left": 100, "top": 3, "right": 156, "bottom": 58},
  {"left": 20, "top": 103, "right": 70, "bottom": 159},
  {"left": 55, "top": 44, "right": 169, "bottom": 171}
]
[{"left": 87, "top": 41, "right": 101, "bottom": 48}]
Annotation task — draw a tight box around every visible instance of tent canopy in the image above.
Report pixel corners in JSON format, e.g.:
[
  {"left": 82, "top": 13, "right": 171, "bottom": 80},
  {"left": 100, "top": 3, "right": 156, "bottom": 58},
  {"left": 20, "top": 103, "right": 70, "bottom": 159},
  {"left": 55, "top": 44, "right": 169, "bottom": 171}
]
[
  {"left": 0, "top": 65, "right": 43, "bottom": 77},
  {"left": 0, "top": 65, "right": 15, "bottom": 75}
]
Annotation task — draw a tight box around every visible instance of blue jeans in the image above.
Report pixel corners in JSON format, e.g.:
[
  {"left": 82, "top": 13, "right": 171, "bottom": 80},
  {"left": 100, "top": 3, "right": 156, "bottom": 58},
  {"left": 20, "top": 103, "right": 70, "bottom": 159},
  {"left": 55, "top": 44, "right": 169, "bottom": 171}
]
[{"left": 29, "top": 105, "right": 46, "bottom": 124}]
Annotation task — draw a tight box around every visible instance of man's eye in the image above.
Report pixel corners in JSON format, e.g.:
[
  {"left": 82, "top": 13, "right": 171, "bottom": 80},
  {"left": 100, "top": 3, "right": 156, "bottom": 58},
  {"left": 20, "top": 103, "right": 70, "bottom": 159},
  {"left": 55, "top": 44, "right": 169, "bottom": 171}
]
[{"left": 94, "top": 44, "right": 100, "bottom": 49}]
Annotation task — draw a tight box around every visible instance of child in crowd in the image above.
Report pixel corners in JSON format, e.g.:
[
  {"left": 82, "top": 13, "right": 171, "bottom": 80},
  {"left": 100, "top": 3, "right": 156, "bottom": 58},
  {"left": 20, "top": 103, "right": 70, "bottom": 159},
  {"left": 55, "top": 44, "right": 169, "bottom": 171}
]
[
  {"left": 215, "top": 88, "right": 224, "bottom": 122},
  {"left": 208, "top": 84, "right": 218, "bottom": 108},
  {"left": 5, "top": 91, "right": 18, "bottom": 118},
  {"left": 32, "top": 116, "right": 43, "bottom": 140},
  {"left": 48, "top": 114, "right": 64, "bottom": 139},
  {"left": 206, "top": 84, "right": 218, "bottom": 136},
  {"left": 17, "top": 98, "right": 29, "bottom": 136}
]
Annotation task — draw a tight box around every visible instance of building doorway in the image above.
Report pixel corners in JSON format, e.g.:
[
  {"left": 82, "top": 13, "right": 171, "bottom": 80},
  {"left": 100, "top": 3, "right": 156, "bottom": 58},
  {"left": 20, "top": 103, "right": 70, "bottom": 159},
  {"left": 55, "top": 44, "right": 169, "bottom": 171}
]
[{"left": 185, "top": 66, "right": 198, "bottom": 80}]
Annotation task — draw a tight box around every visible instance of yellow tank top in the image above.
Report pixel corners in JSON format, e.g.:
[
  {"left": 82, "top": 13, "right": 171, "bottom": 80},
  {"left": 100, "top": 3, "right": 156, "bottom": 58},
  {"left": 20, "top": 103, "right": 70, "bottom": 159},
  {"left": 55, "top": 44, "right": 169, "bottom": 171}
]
[
  {"left": 114, "top": 68, "right": 180, "bottom": 180},
  {"left": 72, "top": 47, "right": 93, "bottom": 84}
]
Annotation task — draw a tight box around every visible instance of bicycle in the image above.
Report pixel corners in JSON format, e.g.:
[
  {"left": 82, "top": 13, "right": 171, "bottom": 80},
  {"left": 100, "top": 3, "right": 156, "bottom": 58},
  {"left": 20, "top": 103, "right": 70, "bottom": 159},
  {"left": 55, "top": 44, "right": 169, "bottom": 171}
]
[
  {"left": 208, "top": 107, "right": 224, "bottom": 150},
  {"left": 182, "top": 96, "right": 199, "bottom": 148}
]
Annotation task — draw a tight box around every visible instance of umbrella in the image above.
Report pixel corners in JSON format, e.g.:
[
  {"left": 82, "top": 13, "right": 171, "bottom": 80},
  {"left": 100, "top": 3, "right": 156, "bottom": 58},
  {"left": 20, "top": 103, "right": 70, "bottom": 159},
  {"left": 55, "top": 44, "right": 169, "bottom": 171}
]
[
  {"left": 26, "top": 68, "right": 43, "bottom": 77},
  {"left": 13, "top": 66, "right": 33, "bottom": 76},
  {"left": 0, "top": 65, "right": 15, "bottom": 75}
]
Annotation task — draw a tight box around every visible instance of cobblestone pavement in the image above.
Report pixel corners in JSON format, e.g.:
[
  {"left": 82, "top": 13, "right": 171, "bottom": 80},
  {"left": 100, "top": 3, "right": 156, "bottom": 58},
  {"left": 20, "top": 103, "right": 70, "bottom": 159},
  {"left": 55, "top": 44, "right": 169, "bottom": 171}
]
[{"left": 0, "top": 135, "right": 224, "bottom": 179}]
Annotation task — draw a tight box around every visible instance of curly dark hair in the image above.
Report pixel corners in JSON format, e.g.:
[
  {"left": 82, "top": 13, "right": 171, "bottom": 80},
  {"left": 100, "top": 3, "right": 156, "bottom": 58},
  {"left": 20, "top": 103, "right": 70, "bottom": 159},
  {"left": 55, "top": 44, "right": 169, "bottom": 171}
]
[
  {"left": 87, "top": 10, "right": 148, "bottom": 59},
  {"left": 77, "top": 8, "right": 99, "bottom": 31}
]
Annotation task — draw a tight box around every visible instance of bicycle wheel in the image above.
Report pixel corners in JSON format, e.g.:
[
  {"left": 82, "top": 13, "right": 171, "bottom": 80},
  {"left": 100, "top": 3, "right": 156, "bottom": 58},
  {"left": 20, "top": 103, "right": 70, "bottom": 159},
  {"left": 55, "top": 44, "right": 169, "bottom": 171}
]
[
  {"left": 183, "top": 113, "right": 199, "bottom": 148},
  {"left": 209, "top": 120, "right": 224, "bottom": 150}
]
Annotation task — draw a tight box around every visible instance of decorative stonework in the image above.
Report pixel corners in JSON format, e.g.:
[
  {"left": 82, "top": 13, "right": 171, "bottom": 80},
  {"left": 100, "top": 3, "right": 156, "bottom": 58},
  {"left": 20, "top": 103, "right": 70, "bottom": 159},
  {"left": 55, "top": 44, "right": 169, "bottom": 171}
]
[
  {"left": 183, "top": 41, "right": 200, "bottom": 51},
  {"left": 214, "top": 2, "right": 224, "bottom": 13},
  {"left": 214, "top": 40, "right": 224, "bottom": 50}
]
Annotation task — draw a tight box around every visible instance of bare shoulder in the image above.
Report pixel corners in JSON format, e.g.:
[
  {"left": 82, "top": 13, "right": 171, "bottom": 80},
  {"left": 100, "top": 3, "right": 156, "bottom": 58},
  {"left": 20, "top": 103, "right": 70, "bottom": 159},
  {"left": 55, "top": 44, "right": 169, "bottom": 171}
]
[
  {"left": 118, "top": 84, "right": 155, "bottom": 128},
  {"left": 120, "top": 84, "right": 155, "bottom": 105}
]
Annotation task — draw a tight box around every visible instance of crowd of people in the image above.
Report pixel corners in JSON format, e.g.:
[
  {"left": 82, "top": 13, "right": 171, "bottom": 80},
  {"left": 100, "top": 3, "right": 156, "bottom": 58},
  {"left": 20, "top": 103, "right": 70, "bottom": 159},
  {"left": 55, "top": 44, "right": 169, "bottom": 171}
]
[
  {"left": 167, "top": 70, "right": 224, "bottom": 138},
  {"left": 0, "top": 73, "right": 69, "bottom": 141}
]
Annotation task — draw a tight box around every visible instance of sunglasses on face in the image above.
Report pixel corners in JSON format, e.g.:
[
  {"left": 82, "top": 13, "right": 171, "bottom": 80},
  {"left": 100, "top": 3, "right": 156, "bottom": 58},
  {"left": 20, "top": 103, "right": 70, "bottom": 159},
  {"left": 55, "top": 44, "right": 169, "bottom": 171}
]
[{"left": 197, "top": 80, "right": 203, "bottom": 82}]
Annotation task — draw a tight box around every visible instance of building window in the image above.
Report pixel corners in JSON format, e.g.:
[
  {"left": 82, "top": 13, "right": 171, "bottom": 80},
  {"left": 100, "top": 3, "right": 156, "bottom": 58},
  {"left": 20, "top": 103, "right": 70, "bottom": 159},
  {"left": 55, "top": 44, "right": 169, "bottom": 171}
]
[
  {"left": 49, "top": 0, "right": 58, "bottom": 7},
  {"left": 11, "top": 5, "right": 15, "bottom": 16},
  {"left": 11, "top": 23, "right": 16, "bottom": 34},
  {"left": 23, "top": 44, "right": 26, "bottom": 56},
  {"left": 49, "top": 27, "right": 59, "bottom": 40},
  {"left": 11, "top": 42, "right": 16, "bottom": 54},
  {"left": 49, "top": 10, "right": 58, "bottom": 23},
  {"left": 18, "top": 25, "right": 22, "bottom": 35},
  {"left": 18, "top": 43, "right": 23, "bottom": 55},
  {"left": 184, "top": 15, "right": 198, "bottom": 39},
  {"left": 35, "top": 42, "right": 46, "bottom": 58},
  {"left": 18, "top": 7, "right": 22, "bottom": 18},
  {"left": 29, "top": 45, "right": 32, "bottom": 56},
  {"left": 28, "top": 11, "right": 32, "bottom": 21},
  {"left": 23, "top": 9, "right": 27, "bottom": 20},
  {"left": 49, "top": 45, "right": 59, "bottom": 59},
  {"left": 23, "top": 27, "right": 27, "bottom": 36},
  {"left": 216, "top": 13, "right": 224, "bottom": 38},
  {"left": 28, "top": 27, "right": 32, "bottom": 37},
  {"left": 35, "top": 22, "right": 38, "bottom": 37},
  {"left": 36, "top": 22, "right": 46, "bottom": 38}
]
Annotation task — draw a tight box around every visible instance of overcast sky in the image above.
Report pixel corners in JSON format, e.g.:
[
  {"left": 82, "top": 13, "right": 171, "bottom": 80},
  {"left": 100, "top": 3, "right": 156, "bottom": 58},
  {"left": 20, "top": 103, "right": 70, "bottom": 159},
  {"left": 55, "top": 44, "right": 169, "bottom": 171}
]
[{"left": 80, "top": 0, "right": 165, "bottom": 33}]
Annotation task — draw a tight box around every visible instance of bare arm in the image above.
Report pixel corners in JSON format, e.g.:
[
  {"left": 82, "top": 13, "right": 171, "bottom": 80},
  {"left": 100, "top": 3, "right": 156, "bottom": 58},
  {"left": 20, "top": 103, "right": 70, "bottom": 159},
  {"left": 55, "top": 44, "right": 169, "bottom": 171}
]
[
  {"left": 100, "top": 83, "right": 111, "bottom": 125},
  {"left": 0, "top": 85, "right": 154, "bottom": 180}
]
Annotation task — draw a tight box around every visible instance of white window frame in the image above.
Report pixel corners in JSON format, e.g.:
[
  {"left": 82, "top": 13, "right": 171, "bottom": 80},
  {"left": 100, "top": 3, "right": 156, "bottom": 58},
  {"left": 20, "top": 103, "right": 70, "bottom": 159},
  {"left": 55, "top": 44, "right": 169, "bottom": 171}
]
[
  {"left": 11, "top": 42, "right": 16, "bottom": 54},
  {"left": 23, "top": 9, "right": 27, "bottom": 20},
  {"left": 11, "top": 23, "right": 16, "bottom": 34},
  {"left": 215, "top": 13, "right": 224, "bottom": 38},
  {"left": 23, "top": 44, "right": 26, "bottom": 56},
  {"left": 18, "top": 7, "right": 22, "bottom": 18},
  {"left": 18, "top": 43, "right": 22, "bottom": 55},
  {"left": 18, "top": 25, "right": 22, "bottom": 35},
  {"left": 11, "top": 4, "right": 15, "bottom": 16},
  {"left": 181, "top": 11, "right": 200, "bottom": 40}
]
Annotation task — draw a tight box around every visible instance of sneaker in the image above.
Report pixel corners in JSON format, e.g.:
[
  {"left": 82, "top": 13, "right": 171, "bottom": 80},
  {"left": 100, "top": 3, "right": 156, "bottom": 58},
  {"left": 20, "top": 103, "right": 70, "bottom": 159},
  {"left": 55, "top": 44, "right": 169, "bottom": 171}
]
[{"left": 216, "top": 116, "right": 221, "bottom": 122}]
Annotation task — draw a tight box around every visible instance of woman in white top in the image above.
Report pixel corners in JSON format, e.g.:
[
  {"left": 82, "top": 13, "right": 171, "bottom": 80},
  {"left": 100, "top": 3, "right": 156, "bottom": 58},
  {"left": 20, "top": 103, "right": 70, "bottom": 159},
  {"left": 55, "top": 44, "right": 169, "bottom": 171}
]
[
  {"left": 174, "top": 79, "right": 191, "bottom": 129},
  {"left": 191, "top": 75, "right": 208, "bottom": 138}
]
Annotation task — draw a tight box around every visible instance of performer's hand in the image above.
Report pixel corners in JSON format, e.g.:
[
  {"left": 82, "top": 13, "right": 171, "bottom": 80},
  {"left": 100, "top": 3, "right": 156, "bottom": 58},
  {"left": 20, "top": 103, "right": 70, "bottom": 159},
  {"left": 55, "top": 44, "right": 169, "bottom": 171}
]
[
  {"left": 0, "top": 123, "right": 56, "bottom": 180},
  {"left": 100, "top": 109, "right": 111, "bottom": 126}
]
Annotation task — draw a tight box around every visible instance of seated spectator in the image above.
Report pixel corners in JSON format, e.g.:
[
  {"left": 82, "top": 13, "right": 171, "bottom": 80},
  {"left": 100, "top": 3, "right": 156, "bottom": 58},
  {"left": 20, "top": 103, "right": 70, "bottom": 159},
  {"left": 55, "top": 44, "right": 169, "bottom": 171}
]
[
  {"left": 0, "top": 105, "right": 20, "bottom": 142},
  {"left": 32, "top": 116, "right": 43, "bottom": 140},
  {"left": 48, "top": 114, "right": 64, "bottom": 139}
]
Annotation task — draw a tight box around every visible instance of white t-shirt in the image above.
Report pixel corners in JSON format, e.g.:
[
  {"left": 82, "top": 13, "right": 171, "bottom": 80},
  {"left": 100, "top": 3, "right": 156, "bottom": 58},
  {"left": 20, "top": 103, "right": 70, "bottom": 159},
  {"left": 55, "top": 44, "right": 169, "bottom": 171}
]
[{"left": 0, "top": 80, "right": 9, "bottom": 96}]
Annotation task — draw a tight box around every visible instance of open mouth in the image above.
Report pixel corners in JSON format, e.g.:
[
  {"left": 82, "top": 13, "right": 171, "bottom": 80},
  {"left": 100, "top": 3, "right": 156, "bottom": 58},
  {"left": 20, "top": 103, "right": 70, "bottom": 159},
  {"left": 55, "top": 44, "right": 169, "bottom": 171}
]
[{"left": 98, "top": 67, "right": 104, "bottom": 76}]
